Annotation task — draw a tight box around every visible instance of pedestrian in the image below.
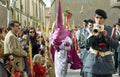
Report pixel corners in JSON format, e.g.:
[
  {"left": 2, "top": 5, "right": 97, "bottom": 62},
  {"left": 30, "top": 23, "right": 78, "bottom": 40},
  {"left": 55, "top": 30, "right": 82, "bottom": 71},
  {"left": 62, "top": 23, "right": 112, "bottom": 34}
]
[
  {"left": 115, "top": 19, "right": 120, "bottom": 76},
  {"left": 33, "top": 54, "right": 47, "bottom": 77},
  {"left": 0, "top": 26, "right": 9, "bottom": 77},
  {"left": 78, "top": 19, "right": 94, "bottom": 77},
  {"left": 4, "top": 20, "right": 27, "bottom": 72},
  {"left": 83, "top": 9, "right": 119, "bottom": 77},
  {"left": 0, "top": 26, "right": 7, "bottom": 59},
  {"left": 28, "top": 27, "right": 40, "bottom": 57},
  {"left": 50, "top": 0, "right": 82, "bottom": 77},
  {"left": 111, "top": 24, "right": 118, "bottom": 73},
  {"left": 0, "top": 46, "right": 9, "bottom": 77},
  {"left": 50, "top": 1, "right": 73, "bottom": 77},
  {"left": 4, "top": 53, "right": 15, "bottom": 77}
]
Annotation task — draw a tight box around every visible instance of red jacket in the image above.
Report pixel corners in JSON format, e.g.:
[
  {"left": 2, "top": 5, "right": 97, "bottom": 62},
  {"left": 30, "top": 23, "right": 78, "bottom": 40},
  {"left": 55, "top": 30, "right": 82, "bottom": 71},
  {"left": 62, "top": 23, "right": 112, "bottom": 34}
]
[{"left": 33, "top": 64, "right": 46, "bottom": 77}]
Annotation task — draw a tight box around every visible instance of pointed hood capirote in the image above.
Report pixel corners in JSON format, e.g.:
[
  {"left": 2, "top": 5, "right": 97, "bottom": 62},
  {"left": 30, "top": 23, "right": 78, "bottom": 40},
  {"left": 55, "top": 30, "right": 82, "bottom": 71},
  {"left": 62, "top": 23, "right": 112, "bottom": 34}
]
[
  {"left": 52, "top": 0, "right": 71, "bottom": 47},
  {"left": 50, "top": 0, "right": 83, "bottom": 69}
]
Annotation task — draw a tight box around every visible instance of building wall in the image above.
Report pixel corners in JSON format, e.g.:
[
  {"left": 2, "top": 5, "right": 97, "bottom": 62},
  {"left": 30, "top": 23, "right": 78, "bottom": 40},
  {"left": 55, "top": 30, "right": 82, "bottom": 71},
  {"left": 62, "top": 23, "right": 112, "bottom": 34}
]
[
  {"left": 0, "top": 0, "right": 46, "bottom": 28},
  {"left": 51, "top": 0, "right": 120, "bottom": 27},
  {"left": 14, "top": 0, "right": 46, "bottom": 27},
  {"left": 0, "top": 1, "right": 7, "bottom": 26},
  {"left": 0, "top": 5, "right": 7, "bottom": 26}
]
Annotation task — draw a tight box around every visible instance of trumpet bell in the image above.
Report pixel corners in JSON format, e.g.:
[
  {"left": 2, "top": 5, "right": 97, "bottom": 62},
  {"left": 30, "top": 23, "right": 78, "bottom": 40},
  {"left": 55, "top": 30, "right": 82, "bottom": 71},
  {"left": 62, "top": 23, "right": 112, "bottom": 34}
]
[{"left": 92, "top": 27, "right": 100, "bottom": 36}]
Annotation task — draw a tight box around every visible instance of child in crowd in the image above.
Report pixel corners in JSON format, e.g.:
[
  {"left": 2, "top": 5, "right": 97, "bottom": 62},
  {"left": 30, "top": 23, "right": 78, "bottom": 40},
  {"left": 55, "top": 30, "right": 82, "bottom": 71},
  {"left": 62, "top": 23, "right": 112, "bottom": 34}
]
[
  {"left": 33, "top": 54, "right": 47, "bottom": 77},
  {"left": 40, "top": 47, "right": 55, "bottom": 77}
]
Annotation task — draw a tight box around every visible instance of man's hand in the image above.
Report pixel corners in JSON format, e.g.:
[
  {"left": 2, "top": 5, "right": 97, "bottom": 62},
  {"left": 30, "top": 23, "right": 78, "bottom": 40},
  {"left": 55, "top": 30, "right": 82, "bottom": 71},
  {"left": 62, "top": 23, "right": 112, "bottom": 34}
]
[{"left": 102, "top": 30, "right": 107, "bottom": 36}]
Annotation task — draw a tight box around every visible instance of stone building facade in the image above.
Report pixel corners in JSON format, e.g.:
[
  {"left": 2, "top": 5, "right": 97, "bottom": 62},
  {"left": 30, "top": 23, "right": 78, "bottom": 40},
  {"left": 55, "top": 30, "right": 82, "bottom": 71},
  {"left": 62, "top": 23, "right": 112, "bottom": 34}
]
[
  {"left": 0, "top": 1, "right": 7, "bottom": 26},
  {"left": 0, "top": 0, "right": 46, "bottom": 28},
  {"left": 51, "top": 0, "right": 120, "bottom": 27}
]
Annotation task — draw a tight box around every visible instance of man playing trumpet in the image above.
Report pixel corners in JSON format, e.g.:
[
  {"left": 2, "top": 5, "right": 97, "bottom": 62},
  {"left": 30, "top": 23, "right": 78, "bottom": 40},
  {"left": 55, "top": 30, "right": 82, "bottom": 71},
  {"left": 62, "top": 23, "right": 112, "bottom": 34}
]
[{"left": 83, "top": 9, "right": 119, "bottom": 77}]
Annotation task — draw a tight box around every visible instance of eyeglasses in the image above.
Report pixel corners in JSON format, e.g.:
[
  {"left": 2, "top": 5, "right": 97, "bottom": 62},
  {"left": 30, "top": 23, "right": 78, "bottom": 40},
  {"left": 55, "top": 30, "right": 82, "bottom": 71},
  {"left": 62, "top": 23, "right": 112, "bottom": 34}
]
[{"left": 29, "top": 31, "right": 35, "bottom": 33}]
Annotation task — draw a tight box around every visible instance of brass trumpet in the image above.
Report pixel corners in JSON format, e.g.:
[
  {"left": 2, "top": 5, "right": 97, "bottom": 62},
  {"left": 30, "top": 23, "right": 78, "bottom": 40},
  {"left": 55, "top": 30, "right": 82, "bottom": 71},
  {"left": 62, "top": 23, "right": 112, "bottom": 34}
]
[{"left": 92, "top": 27, "right": 101, "bottom": 36}]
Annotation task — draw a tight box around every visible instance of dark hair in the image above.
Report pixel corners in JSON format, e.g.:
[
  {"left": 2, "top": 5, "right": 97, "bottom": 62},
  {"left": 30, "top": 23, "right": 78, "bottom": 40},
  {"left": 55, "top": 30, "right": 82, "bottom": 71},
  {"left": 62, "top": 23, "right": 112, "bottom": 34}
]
[
  {"left": 3, "top": 53, "right": 12, "bottom": 64},
  {"left": 23, "top": 27, "right": 29, "bottom": 35},
  {"left": 87, "top": 19, "right": 95, "bottom": 24},
  {"left": 116, "top": 18, "right": 120, "bottom": 25},
  {"left": 8, "top": 20, "right": 20, "bottom": 30},
  {"left": 117, "top": 18, "right": 120, "bottom": 23},
  {"left": 95, "top": 9, "right": 107, "bottom": 19},
  {"left": 28, "top": 27, "right": 37, "bottom": 38},
  {"left": 0, "top": 26, "right": 4, "bottom": 33},
  {"left": 83, "top": 19, "right": 88, "bottom": 24},
  {"left": 113, "top": 24, "right": 116, "bottom": 27},
  {"left": 116, "top": 23, "right": 120, "bottom": 26},
  {"left": 40, "top": 48, "right": 45, "bottom": 56}
]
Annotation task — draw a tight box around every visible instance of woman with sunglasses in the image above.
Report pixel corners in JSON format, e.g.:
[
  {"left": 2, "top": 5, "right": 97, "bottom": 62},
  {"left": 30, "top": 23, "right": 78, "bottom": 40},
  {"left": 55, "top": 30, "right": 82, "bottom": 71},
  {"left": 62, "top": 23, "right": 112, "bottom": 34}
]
[
  {"left": 28, "top": 27, "right": 40, "bottom": 58},
  {"left": 3, "top": 53, "right": 15, "bottom": 77}
]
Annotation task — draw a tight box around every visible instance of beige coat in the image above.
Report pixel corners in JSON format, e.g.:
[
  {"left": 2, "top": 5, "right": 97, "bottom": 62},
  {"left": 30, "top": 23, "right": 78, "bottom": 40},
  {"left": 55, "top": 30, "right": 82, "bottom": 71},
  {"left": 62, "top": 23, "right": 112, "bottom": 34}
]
[
  {"left": 0, "top": 40, "right": 4, "bottom": 58},
  {"left": 4, "top": 31, "right": 27, "bottom": 71}
]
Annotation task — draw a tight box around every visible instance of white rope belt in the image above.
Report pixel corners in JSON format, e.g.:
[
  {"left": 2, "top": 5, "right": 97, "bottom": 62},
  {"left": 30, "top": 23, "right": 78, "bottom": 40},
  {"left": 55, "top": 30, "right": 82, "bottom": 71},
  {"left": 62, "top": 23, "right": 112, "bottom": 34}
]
[{"left": 89, "top": 47, "right": 113, "bottom": 57}]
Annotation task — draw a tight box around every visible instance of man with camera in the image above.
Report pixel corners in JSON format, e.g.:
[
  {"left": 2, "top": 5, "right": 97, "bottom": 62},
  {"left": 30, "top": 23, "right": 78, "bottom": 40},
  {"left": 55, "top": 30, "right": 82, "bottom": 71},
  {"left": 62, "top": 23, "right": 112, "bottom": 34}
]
[{"left": 83, "top": 9, "right": 119, "bottom": 77}]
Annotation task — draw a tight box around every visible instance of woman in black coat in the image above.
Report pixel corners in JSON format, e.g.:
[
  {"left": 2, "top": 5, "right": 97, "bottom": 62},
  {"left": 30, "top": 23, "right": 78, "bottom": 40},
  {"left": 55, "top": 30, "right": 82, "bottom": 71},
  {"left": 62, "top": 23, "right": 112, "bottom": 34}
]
[{"left": 28, "top": 27, "right": 40, "bottom": 58}]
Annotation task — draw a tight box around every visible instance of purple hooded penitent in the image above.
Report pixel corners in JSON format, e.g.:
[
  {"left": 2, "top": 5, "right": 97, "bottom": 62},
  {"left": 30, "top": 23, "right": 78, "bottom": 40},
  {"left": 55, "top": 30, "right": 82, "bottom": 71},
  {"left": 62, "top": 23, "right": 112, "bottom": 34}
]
[
  {"left": 50, "top": 0, "right": 82, "bottom": 69},
  {"left": 51, "top": 0, "right": 70, "bottom": 47}
]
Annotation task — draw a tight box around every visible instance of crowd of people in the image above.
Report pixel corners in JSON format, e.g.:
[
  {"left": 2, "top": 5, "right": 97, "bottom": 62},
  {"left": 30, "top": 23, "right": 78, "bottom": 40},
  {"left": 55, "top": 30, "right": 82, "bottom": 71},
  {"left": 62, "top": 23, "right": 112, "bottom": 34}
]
[{"left": 0, "top": 20, "right": 57, "bottom": 77}]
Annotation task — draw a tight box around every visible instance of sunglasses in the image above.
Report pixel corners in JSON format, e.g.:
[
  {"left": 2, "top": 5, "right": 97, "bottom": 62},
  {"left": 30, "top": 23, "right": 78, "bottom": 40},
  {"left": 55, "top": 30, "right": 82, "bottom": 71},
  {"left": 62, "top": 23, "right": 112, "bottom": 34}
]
[
  {"left": 29, "top": 31, "right": 35, "bottom": 33},
  {"left": 10, "top": 58, "right": 14, "bottom": 61}
]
